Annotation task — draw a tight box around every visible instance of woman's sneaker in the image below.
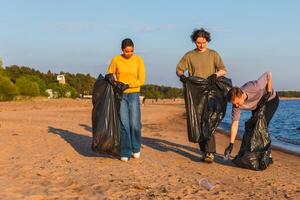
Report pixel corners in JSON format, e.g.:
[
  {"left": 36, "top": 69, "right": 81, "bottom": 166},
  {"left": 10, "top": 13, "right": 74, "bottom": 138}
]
[
  {"left": 120, "top": 157, "right": 129, "bottom": 162},
  {"left": 132, "top": 152, "right": 140, "bottom": 159},
  {"left": 269, "top": 157, "right": 273, "bottom": 164},
  {"left": 204, "top": 153, "right": 214, "bottom": 163}
]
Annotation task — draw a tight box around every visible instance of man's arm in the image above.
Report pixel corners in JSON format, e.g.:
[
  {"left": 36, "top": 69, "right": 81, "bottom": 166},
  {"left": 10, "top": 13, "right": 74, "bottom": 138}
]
[
  {"left": 267, "top": 73, "right": 272, "bottom": 92},
  {"left": 176, "top": 53, "right": 189, "bottom": 77},
  {"left": 176, "top": 55, "right": 188, "bottom": 83},
  {"left": 224, "top": 119, "right": 239, "bottom": 158},
  {"left": 230, "top": 120, "right": 239, "bottom": 143},
  {"left": 214, "top": 52, "right": 227, "bottom": 77},
  {"left": 257, "top": 72, "right": 273, "bottom": 91}
]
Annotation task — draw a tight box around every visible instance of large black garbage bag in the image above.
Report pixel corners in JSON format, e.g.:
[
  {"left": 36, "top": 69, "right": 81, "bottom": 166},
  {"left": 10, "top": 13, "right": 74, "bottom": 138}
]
[
  {"left": 233, "top": 106, "right": 271, "bottom": 170},
  {"left": 183, "top": 76, "right": 232, "bottom": 143},
  {"left": 91, "top": 74, "right": 122, "bottom": 155}
]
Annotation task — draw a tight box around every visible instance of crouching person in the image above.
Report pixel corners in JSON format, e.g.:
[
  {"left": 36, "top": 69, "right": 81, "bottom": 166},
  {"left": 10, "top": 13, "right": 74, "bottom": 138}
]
[{"left": 224, "top": 72, "right": 279, "bottom": 167}]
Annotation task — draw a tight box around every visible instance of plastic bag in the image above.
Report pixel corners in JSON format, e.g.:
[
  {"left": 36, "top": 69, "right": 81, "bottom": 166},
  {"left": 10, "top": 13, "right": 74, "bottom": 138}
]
[
  {"left": 233, "top": 105, "right": 272, "bottom": 170},
  {"left": 182, "top": 76, "right": 232, "bottom": 143},
  {"left": 91, "top": 74, "right": 122, "bottom": 155}
]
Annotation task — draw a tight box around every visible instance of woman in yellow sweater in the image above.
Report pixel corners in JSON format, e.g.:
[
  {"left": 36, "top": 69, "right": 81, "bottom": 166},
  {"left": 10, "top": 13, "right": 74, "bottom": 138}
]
[{"left": 107, "top": 38, "right": 146, "bottom": 161}]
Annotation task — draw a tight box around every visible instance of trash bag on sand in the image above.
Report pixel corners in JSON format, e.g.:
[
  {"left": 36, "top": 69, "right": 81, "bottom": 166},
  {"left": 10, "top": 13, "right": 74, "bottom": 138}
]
[
  {"left": 91, "top": 74, "right": 122, "bottom": 155},
  {"left": 183, "top": 76, "right": 232, "bottom": 143},
  {"left": 233, "top": 105, "right": 271, "bottom": 170}
]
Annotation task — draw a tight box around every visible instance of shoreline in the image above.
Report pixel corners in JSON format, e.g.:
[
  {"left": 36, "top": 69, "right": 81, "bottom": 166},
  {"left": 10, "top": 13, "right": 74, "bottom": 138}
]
[
  {"left": 216, "top": 128, "right": 300, "bottom": 157},
  {"left": 279, "top": 97, "right": 300, "bottom": 100},
  {"left": 143, "top": 99, "right": 300, "bottom": 157}
]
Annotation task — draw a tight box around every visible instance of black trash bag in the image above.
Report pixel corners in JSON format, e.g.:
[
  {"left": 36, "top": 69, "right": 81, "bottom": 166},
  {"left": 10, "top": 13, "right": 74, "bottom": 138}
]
[
  {"left": 233, "top": 105, "right": 271, "bottom": 170},
  {"left": 91, "top": 74, "right": 123, "bottom": 155},
  {"left": 182, "top": 76, "right": 232, "bottom": 143}
]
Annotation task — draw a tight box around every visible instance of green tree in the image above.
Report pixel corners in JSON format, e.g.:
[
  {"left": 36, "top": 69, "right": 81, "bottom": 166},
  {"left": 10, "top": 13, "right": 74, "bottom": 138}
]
[
  {"left": 141, "top": 85, "right": 165, "bottom": 99},
  {"left": 16, "top": 77, "right": 40, "bottom": 96},
  {"left": 141, "top": 84, "right": 183, "bottom": 99},
  {"left": 165, "top": 88, "right": 182, "bottom": 99},
  {"left": 64, "top": 73, "right": 95, "bottom": 97},
  {"left": 23, "top": 75, "right": 47, "bottom": 96},
  {"left": 0, "top": 65, "right": 6, "bottom": 77},
  {"left": 48, "top": 83, "right": 78, "bottom": 98},
  {"left": 0, "top": 75, "right": 18, "bottom": 101},
  {"left": 44, "top": 70, "right": 57, "bottom": 86}
]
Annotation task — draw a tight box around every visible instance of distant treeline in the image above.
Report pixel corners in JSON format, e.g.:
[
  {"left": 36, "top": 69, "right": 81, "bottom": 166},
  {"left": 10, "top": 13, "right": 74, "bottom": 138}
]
[
  {"left": 3, "top": 63, "right": 296, "bottom": 101},
  {"left": 277, "top": 91, "right": 300, "bottom": 98},
  {"left": 0, "top": 65, "right": 95, "bottom": 101},
  {"left": 140, "top": 84, "right": 183, "bottom": 99},
  {"left": 0, "top": 64, "right": 183, "bottom": 101}
]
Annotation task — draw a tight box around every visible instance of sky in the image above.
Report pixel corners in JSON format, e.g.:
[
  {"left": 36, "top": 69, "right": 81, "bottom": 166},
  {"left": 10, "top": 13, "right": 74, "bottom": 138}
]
[{"left": 1, "top": 0, "right": 300, "bottom": 90}]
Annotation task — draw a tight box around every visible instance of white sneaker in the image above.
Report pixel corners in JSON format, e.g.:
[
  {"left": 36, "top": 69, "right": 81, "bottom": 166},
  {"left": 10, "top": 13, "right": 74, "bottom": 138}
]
[
  {"left": 132, "top": 152, "right": 140, "bottom": 159},
  {"left": 120, "top": 157, "right": 128, "bottom": 162}
]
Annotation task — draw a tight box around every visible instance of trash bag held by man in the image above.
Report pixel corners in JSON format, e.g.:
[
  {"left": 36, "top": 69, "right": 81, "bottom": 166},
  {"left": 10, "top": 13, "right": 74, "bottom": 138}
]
[
  {"left": 91, "top": 74, "right": 123, "bottom": 155},
  {"left": 233, "top": 105, "right": 272, "bottom": 170},
  {"left": 183, "top": 76, "right": 232, "bottom": 143}
]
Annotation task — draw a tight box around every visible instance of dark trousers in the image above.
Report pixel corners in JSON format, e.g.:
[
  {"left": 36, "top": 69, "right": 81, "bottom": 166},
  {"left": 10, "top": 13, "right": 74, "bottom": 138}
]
[
  {"left": 252, "top": 94, "right": 279, "bottom": 126},
  {"left": 198, "top": 134, "right": 216, "bottom": 153}
]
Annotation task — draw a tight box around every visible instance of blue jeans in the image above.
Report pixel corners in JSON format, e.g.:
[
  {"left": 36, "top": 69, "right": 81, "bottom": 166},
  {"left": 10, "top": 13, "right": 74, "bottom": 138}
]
[{"left": 119, "top": 93, "right": 142, "bottom": 158}]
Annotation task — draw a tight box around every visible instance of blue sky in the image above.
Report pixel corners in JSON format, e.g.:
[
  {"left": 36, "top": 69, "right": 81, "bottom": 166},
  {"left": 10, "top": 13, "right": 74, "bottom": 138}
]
[{"left": 1, "top": 0, "right": 300, "bottom": 90}]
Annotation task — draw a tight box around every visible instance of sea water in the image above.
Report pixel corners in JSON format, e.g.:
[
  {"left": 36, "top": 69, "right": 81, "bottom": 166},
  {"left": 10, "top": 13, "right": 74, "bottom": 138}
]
[{"left": 218, "top": 99, "right": 300, "bottom": 154}]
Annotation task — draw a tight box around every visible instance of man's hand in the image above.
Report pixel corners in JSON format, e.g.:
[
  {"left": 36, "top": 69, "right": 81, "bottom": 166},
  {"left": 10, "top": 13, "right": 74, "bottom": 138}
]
[
  {"left": 224, "top": 143, "right": 234, "bottom": 160},
  {"left": 207, "top": 74, "right": 217, "bottom": 85},
  {"left": 179, "top": 75, "right": 187, "bottom": 83},
  {"left": 257, "top": 91, "right": 272, "bottom": 109}
]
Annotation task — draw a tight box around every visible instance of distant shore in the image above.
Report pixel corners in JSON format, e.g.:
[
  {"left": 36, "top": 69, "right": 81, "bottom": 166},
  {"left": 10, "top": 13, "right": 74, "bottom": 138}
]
[
  {"left": 143, "top": 97, "right": 300, "bottom": 105},
  {"left": 217, "top": 127, "right": 300, "bottom": 157},
  {"left": 279, "top": 97, "right": 300, "bottom": 100}
]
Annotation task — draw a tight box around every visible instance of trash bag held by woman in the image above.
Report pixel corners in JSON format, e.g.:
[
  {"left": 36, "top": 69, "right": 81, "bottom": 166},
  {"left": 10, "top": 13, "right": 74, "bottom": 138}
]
[
  {"left": 183, "top": 76, "right": 232, "bottom": 143},
  {"left": 91, "top": 74, "right": 123, "bottom": 155}
]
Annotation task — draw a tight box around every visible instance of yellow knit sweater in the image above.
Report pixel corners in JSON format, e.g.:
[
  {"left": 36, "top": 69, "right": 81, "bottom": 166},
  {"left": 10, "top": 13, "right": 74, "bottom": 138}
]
[{"left": 107, "top": 54, "right": 146, "bottom": 93}]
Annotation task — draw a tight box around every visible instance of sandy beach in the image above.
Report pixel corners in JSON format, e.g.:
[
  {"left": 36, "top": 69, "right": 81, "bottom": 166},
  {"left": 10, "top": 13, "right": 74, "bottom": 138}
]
[{"left": 0, "top": 99, "right": 299, "bottom": 199}]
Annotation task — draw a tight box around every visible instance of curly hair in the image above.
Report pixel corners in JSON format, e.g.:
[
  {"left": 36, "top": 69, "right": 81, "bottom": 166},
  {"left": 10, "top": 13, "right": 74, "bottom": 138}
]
[{"left": 190, "top": 28, "right": 211, "bottom": 43}]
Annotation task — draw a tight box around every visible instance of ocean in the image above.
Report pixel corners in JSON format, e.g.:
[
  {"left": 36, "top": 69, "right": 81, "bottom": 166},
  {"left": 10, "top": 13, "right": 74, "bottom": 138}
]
[{"left": 218, "top": 99, "right": 300, "bottom": 155}]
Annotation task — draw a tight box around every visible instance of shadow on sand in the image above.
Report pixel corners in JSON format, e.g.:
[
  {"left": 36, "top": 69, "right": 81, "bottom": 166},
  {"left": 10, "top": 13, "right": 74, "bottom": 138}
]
[
  {"left": 76, "top": 124, "right": 236, "bottom": 167},
  {"left": 48, "top": 126, "right": 113, "bottom": 158},
  {"left": 141, "top": 136, "right": 236, "bottom": 167},
  {"left": 78, "top": 124, "right": 202, "bottom": 161}
]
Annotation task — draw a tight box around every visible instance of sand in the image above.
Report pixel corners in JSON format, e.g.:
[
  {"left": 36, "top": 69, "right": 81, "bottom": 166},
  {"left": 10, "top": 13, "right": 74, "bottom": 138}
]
[{"left": 0, "top": 98, "right": 299, "bottom": 200}]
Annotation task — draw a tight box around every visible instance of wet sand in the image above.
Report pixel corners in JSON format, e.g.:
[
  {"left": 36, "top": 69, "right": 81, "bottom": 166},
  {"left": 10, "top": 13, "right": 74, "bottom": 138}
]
[{"left": 0, "top": 99, "right": 299, "bottom": 199}]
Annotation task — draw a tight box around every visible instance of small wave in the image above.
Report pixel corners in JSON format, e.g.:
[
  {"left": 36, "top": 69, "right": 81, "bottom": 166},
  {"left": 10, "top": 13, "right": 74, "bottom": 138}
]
[{"left": 275, "top": 135, "right": 300, "bottom": 145}]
